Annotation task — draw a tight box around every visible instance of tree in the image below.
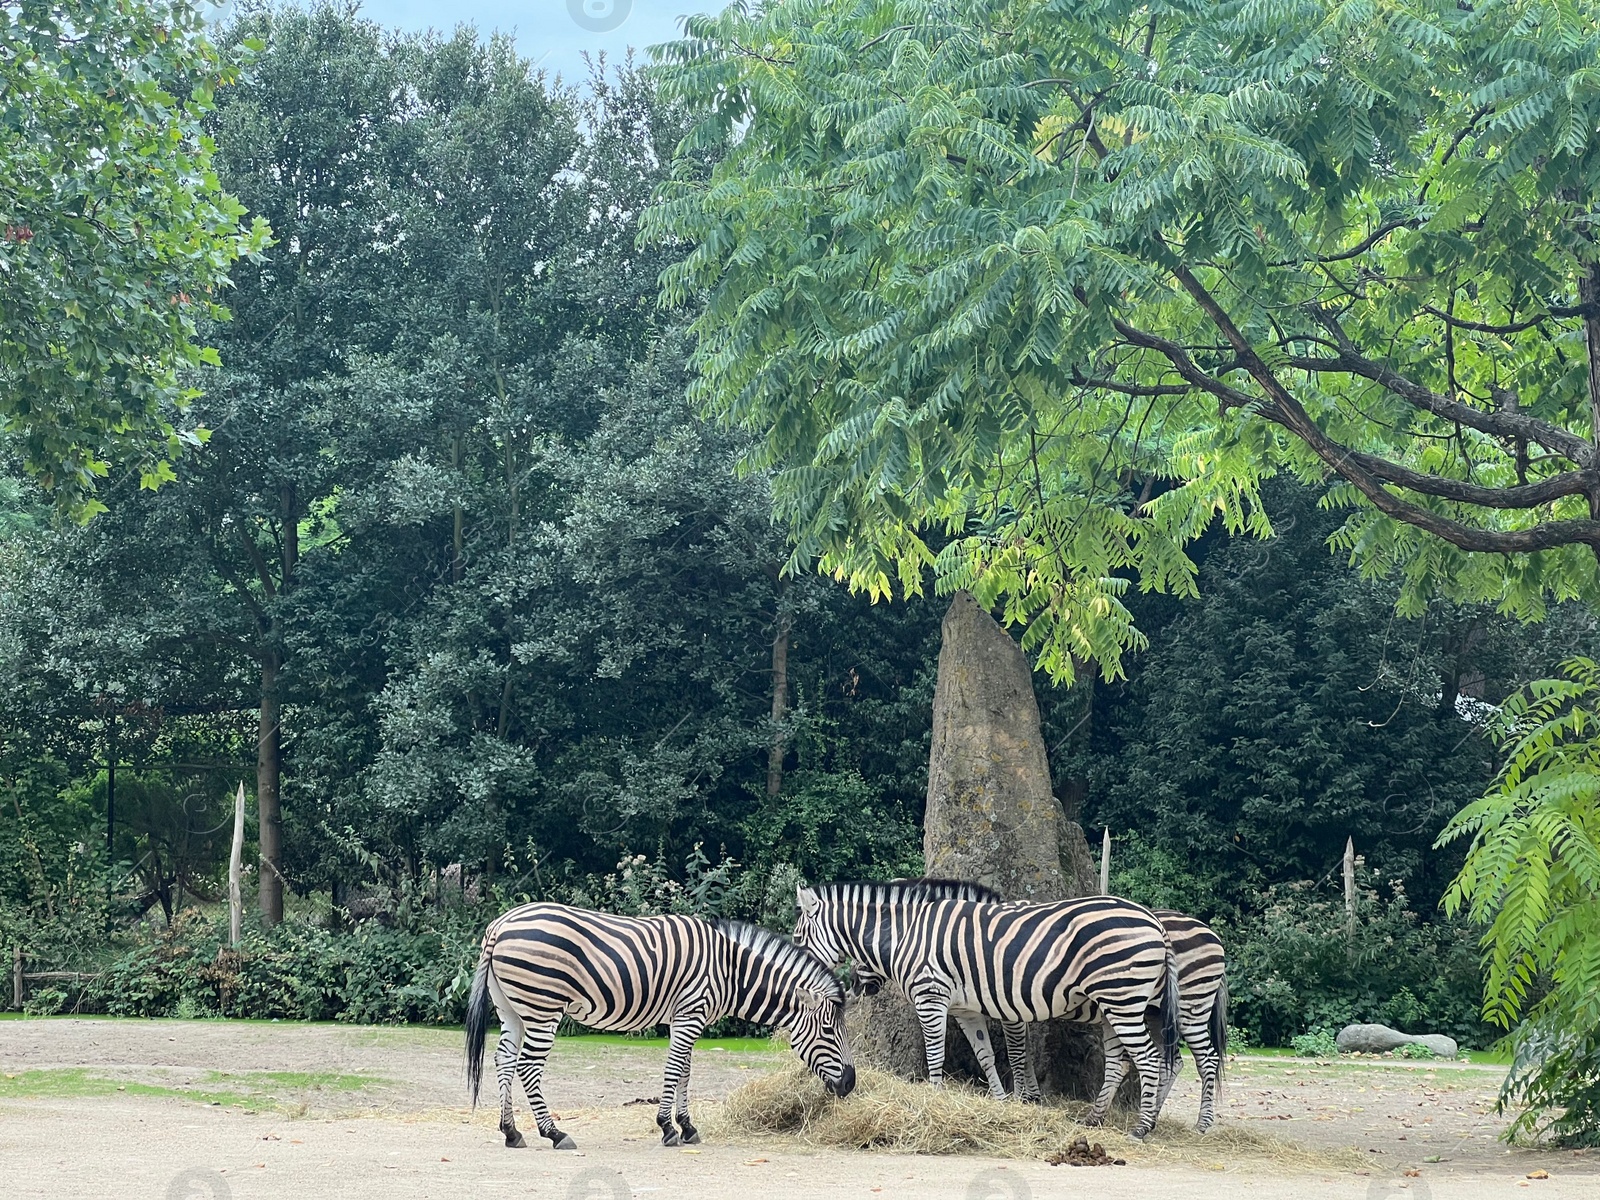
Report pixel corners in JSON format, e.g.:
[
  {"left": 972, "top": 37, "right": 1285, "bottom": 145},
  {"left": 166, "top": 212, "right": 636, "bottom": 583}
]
[
  {"left": 1072, "top": 479, "right": 1590, "bottom": 915},
  {"left": 0, "top": 0, "right": 268, "bottom": 513},
  {"left": 646, "top": 0, "right": 1600, "bottom": 683}
]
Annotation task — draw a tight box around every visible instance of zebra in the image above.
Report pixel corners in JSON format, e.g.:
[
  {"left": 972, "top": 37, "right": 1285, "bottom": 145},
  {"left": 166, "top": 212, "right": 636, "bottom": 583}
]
[
  {"left": 794, "top": 880, "right": 1181, "bottom": 1137},
  {"left": 1147, "top": 909, "right": 1228, "bottom": 1132},
  {"left": 1013, "top": 907, "right": 1228, "bottom": 1132},
  {"left": 834, "top": 884, "right": 1229, "bottom": 1132},
  {"left": 465, "top": 902, "right": 856, "bottom": 1150}
]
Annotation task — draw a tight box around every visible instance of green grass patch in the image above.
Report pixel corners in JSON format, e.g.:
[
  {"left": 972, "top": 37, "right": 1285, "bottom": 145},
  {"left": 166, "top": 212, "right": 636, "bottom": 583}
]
[
  {"left": 0, "top": 1068, "right": 262, "bottom": 1108},
  {"left": 1235, "top": 1045, "right": 1509, "bottom": 1066},
  {"left": 202, "top": 1070, "right": 381, "bottom": 1091},
  {"left": 0, "top": 1066, "right": 384, "bottom": 1109}
]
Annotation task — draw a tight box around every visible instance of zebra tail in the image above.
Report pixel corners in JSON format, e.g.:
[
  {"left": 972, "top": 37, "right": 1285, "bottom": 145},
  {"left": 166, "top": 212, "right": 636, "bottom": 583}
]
[
  {"left": 465, "top": 947, "right": 494, "bottom": 1110},
  {"left": 1160, "top": 944, "right": 1182, "bottom": 1083},
  {"left": 1210, "top": 976, "right": 1230, "bottom": 1094}
]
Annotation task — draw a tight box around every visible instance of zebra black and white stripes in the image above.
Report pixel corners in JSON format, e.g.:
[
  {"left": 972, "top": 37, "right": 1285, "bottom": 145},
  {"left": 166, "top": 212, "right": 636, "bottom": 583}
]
[
  {"left": 466, "top": 902, "right": 855, "bottom": 1149},
  {"left": 1152, "top": 909, "right": 1228, "bottom": 1131},
  {"left": 794, "top": 881, "right": 1181, "bottom": 1138}
]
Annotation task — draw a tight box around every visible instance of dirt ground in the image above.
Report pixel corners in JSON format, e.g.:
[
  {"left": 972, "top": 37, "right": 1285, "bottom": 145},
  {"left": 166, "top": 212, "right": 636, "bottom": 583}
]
[{"left": 2, "top": 1018, "right": 1596, "bottom": 1199}]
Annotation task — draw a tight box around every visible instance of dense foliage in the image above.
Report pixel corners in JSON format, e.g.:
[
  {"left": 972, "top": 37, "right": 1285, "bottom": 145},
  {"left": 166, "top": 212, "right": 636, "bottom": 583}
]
[
  {"left": 0, "top": 3, "right": 939, "bottom": 955},
  {"left": 646, "top": 0, "right": 1600, "bottom": 684},
  {"left": 0, "top": 0, "right": 269, "bottom": 513},
  {"left": 5, "top": 11, "right": 1600, "bottom": 1149},
  {"left": 1441, "top": 661, "right": 1600, "bottom": 1144},
  {"left": 1075, "top": 481, "right": 1592, "bottom": 913}
]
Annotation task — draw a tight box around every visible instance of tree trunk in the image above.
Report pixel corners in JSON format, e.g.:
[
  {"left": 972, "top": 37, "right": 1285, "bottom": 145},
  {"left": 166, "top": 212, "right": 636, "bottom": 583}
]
[
  {"left": 766, "top": 608, "right": 792, "bottom": 798},
  {"left": 848, "top": 591, "right": 1106, "bottom": 1102},
  {"left": 257, "top": 650, "right": 284, "bottom": 928}
]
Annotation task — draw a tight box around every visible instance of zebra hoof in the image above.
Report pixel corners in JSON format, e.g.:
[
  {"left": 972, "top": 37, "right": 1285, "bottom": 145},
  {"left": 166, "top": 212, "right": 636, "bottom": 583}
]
[
  {"left": 660, "top": 1130, "right": 681, "bottom": 1148},
  {"left": 554, "top": 1135, "right": 577, "bottom": 1150},
  {"left": 503, "top": 1131, "right": 527, "bottom": 1149},
  {"left": 681, "top": 1130, "right": 701, "bottom": 1145},
  {"left": 1129, "top": 1125, "right": 1154, "bottom": 1141}
]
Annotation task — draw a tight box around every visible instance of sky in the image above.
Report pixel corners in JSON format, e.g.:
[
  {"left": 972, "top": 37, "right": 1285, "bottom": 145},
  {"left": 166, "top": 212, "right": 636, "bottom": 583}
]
[{"left": 218, "top": 1, "right": 709, "bottom": 84}]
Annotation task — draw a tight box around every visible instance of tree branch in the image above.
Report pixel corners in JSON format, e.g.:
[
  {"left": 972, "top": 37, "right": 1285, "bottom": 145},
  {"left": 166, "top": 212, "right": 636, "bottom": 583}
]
[{"left": 1285, "top": 308, "right": 1595, "bottom": 466}]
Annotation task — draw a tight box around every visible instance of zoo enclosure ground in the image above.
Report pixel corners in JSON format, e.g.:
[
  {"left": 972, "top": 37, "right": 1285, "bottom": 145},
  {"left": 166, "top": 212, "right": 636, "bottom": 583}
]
[{"left": 0, "top": 1018, "right": 1594, "bottom": 1199}]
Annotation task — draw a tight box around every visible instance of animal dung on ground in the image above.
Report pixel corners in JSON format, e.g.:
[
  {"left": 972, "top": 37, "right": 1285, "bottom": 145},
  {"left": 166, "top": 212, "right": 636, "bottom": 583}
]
[{"left": 1046, "top": 1136, "right": 1126, "bottom": 1167}]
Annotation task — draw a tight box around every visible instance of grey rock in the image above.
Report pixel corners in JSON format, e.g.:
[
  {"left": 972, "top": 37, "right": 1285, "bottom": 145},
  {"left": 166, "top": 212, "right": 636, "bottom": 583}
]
[
  {"left": 1336, "top": 1023, "right": 1458, "bottom": 1058},
  {"left": 853, "top": 592, "right": 1108, "bottom": 1102}
]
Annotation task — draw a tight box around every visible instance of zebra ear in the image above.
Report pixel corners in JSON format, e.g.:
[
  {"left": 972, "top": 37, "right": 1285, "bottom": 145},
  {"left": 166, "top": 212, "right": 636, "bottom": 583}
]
[
  {"left": 796, "top": 885, "right": 821, "bottom": 916},
  {"left": 794, "top": 986, "right": 824, "bottom": 1010}
]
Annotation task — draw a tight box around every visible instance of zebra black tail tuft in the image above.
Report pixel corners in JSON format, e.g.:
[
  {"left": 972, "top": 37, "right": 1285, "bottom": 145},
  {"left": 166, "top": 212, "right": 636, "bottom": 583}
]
[
  {"left": 1210, "top": 976, "right": 1230, "bottom": 1093},
  {"left": 465, "top": 953, "right": 493, "bottom": 1110},
  {"left": 1160, "top": 944, "right": 1182, "bottom": 1083}
]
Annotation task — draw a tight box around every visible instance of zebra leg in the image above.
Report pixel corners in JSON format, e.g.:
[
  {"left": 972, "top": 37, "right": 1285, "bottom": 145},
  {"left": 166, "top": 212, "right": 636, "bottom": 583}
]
[
  {"left": 1104, "top": 1014, "right": 1165, "bottom": 1139},
  {"left": 1155, "top": 1013, "right": 1186, "bottom": 1112},
  {"left": 1084, "top": 1019, "right": 1129, "bottom": 1128},
  {"left": 1185, "top": 1006, "right": 1221, "bottom": 1133},
  {"left": 909, "top": 984, "right": 953, "bottom": 1088},
  {"left": 655, "top": 1013, "right": 706, "bottom": 1147},
  {"left": 953, "top": 1014, "right": 1008, "bottom": 1101},
  {"left": 1001, "top": 1022, "right": 1040, "bottom": 1104},
  {"left": 673, "top": 1050, "right": 701, "bottom": 1145},
  {"left": 515, "top": 1017, "right": 576, "bottom": 1149},
  {"left": 494, "top": 1028, "right": 527, "bottom": 1148}
]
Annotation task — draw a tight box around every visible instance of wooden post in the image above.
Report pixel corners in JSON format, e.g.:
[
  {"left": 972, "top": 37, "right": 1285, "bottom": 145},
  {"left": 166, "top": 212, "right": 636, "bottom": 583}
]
[
  {"left": 1100, "top": 827, "right": 1111, "bottom": 895},
  {"left": 12, "top": 945, "right": 23, "bottom": 1011},
  {"left": 229, "top": 781, "right": 246, "bottom": 948},
  {"left": 1343, "top": 836, "right": 1357, "bottom": 925}
]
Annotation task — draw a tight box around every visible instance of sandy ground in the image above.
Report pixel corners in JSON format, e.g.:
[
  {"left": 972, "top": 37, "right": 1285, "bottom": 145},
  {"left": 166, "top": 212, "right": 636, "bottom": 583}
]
[{"left": 2, "top": 1018, "right": 1596, "bottom": 1200}]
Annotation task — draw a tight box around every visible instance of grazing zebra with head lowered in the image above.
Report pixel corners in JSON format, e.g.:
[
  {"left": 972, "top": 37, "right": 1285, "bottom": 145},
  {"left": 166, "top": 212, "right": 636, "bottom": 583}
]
[
  {"left": 794, "top": 880, "right": 1181, "bottom": 1137},
  {"left": 466, "top": 902, "right": 855, "bottom": 1149}
]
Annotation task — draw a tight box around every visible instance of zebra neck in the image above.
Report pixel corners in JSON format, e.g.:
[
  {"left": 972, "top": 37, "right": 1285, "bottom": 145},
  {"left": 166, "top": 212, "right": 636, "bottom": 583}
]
[
  {"left": 726, "top": 961, "right": 794, "bottom": 1025},
  {"left": 836, "top": 913, "right": 901, "bottom": 980}
]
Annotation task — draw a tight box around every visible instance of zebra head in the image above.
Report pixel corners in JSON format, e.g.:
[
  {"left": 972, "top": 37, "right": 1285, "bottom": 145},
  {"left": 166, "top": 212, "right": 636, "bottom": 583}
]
[
  {"left": 792, "top": 883, "right": 848, "bottom": 970},
  {"left": 714, "top": 918, "right": 857, "bottom": 1099},
  {"left": 787, "top": 983, "right": 857, "bottom": 1098}
]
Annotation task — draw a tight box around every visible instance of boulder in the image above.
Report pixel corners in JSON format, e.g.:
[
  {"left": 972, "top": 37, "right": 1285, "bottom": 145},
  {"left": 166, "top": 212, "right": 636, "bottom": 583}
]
[
  {"left": 1336, "top": 1023, "right": 1459, "bottom": 1059},
  {"left": 850, "top": 592, "right": 1108, "bottom": 1101}
]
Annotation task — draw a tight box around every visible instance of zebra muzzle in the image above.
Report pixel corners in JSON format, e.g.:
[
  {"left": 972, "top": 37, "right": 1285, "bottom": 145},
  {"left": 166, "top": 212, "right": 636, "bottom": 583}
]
[{"left": 826, "top": 1064, "right": 857, "bottom": 1098}]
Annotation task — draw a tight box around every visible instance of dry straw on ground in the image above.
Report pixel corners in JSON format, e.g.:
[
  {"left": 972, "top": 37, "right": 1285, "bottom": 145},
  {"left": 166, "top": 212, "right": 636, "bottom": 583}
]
[{"left": 710, "top": 1060, "right": 1369, "bottom": 1171}]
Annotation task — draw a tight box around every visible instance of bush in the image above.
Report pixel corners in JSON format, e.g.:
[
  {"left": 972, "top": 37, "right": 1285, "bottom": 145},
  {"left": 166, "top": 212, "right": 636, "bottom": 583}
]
[
  {"left": 15, "top": 906, "right": 487, "bottom": 1024},
  {"left": 1290, "top": 1027, "right": 1339, "bottom": 1058},
  {"left": 1225, "top": 873, "right": 1490, "bottom": 1049}
]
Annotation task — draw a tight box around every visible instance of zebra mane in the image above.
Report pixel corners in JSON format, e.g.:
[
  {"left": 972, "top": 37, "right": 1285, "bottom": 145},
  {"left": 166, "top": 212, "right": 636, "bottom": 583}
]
[
  {"left": 812, "top": 876, "right": 1004, "bottom": 905},
  {"left": 713, "top": 919, "right": 844, "bottom": 1002}
]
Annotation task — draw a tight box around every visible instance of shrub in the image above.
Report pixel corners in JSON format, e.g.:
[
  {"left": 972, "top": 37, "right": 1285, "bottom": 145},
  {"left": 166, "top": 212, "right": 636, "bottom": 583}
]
[
  {"left": 1290, "top": 1027, "right": 1339, "bottom": 1058},
  {"left": 1225, "top": 873, "right": 1490, "bottom": 1049}
]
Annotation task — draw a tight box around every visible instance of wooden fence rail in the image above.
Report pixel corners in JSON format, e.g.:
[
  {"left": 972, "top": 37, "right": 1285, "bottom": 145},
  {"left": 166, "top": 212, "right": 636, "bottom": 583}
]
[{"left": 10, "top": 948, "right": 99, "bottom": 1010}]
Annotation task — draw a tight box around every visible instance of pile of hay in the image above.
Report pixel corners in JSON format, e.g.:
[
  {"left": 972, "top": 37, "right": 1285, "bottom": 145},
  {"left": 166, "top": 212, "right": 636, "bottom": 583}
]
[{"left": 710, "top": 1060, "right": 1368, "bottom": 1171}]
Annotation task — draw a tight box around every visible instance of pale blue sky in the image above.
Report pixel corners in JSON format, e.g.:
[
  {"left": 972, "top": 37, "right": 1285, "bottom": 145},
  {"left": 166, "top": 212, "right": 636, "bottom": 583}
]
[{"left": 218, "top": 2, "right": 711, "bottom": 84}]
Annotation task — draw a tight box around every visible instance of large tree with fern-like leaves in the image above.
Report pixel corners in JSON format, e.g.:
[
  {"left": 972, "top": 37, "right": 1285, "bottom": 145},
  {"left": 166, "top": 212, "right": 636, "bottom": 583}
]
[
  {"left": 646, "top": 0, "right": 1600, "bottom": 1138},
  {"left": 646, "top": 0, "right": 1600, "bottom": 681}
]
